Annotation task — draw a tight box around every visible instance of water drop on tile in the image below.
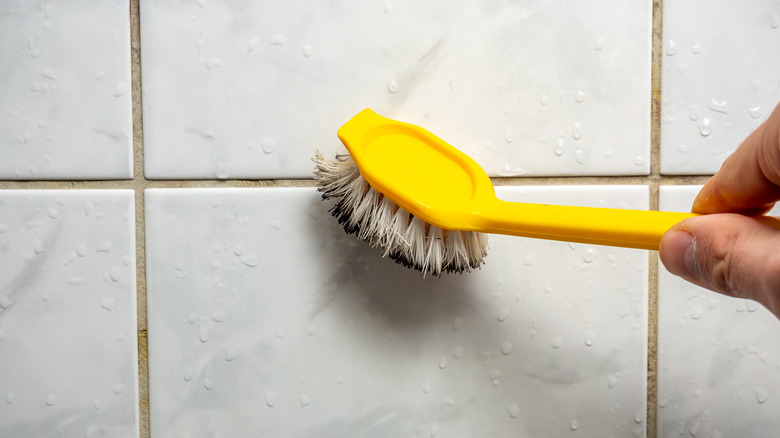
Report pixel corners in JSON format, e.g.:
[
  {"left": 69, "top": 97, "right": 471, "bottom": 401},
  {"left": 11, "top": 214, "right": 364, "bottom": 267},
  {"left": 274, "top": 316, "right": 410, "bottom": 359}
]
[
  {"left": 572, "top": 122, "right": 582, "bottom": 140},
  {"left": 584, "top": 330, "right": 595, "bottom": 346},
  {"left": 302, "top": 45, "right": 313, "bottom": 57},
  {"left": 748, "top": 106, "right": 762, "bottom": 119},
  {"left": 439, "top": 356, "right": 448, "bottom": 369},
  {"left": 383, "top": 0, "right": 392, "bottom": 13},
  {"left": 551, "top": 337, "right": 564, "bottom": 349},
  {"left": 203, "top": 378, "right": 214, "bottom": 390},
  {"left": 183, "top": 367, "right": 195, "bottom": 382},
  {"left": 507, "top": 403, "right": 521, "bottom": 419},
  {"left": 199, "top": 327, "right": 209, "bottom": 343},
  {"left": 634, "top": 409, "right": 644, "bottom": 423},
  {"left": 707, "top": 99, "right": 728, "bottom": 114},
  {"left": 497, "top": 306, "right": 510, "bottom": 322},
  {"left": 270, "top": 33, "right": 285, "bottom": 47},
  {"left": 594, "top": 36, "right": 605, "bottom": 50},
  {"left": 689, "top": 105, "right": 701, "bottom": 121},
  {"left": 240, "top": 253, "right": 258, "bottom": 267},
  {"left": 212, "top": 310, "right": 226, "bottom": 322},
  {"left": 634, "top": 156, "right": 644, "bottom": 167},
  {"left": 260, "top": 137, "right": 276, "bottom": 154},
  {"left": 67, "top": 277, "right": 83, "bottom": 286},
  {"left": 112, "top": 384, "right": 124, "bottom": 395},
  {"left": 662, "top": 115, "right": 674, "bottom": 124},
  {"left": 452, "top": 347, "right": 464, "bottom": 359},
  {"left": 100, "top": 298, "right": 115, "bottom": 311},
  {"left": 97, "top": 239, "right": 112, "bottom": 252},
  {"left": 607, "top": 375, "right": 618, "bottom": 388},
  {"left": 45, "top": 393, "right": 57, "bottom": 406},
  {"left": 300, "top": 394, "right": 311, "bottom": 407},
  {"left": 574, "top": 90, "right": 586, "bottom": 103},
  {"left": 676, "top": 143, "right": 689, "bottom": 153},
  {"left": 522, "top": 254, "right": 535, "bottom": 266},
  {"left": 570, "top": 419, "right": 578, "bottom": 431},
  {"left": 666, "top": 40, "right": 676, "bottom": 56},
  {"left": 247, "top": 36, "right": 261, "bottom": 53},
  {"left": 441, "top": 395, "right": 455, "bottom": 408},
  {"left": 423, "top": 383, "right": 431, "bottom": 394},
  {"left": 108, "top": 266, "right": 121, "bottom": 282},
  {"left": 505, "top": 128, "right": 513, "bottom": 143},
  {"left": 554, "top": 138, "right": 565, "bottom": 156},
  {"left": 42, "top": 67, "right": 56, "bottom": 80},
  {"left": 698, "top": 118, "right": 712, "bottom": 137},
  {"left": 574, "top": 150, "right": 587, "bottom": 165},
  {"left": 501, "top": 341, "right": 512, "bottom": 355},
  {"left": 771, "top": 12, "right": 780, "bottom": 28},
  {"left": 386, "top": 79, "right": 399, "bottom": 94},
  {"left": 113, "top": 82, "right": 128, "bottom": 97},
  {"left": 206, "top": 57, "right": 222, "bottom": 70},
  {"left": 582, "top": 248, "right": 596, "bottom": 263},
  {"left": 539, "top": 94, "right": 548, "bottom": 105},
  {"left": 224, "top": 348, "right": 238, "bottom": 362}
]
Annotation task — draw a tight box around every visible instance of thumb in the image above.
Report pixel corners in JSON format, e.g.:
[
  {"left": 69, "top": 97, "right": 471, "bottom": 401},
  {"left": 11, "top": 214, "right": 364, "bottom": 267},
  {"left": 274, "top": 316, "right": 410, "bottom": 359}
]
[{"left": 659, "top": 214, "right": 780, "bottom": 318}]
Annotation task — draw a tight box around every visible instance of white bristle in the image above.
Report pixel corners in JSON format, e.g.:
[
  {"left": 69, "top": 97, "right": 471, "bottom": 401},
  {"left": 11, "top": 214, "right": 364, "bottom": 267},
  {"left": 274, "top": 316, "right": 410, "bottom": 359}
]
[{"left": 313, "top": 150, "right": 488, "bottom": 276}]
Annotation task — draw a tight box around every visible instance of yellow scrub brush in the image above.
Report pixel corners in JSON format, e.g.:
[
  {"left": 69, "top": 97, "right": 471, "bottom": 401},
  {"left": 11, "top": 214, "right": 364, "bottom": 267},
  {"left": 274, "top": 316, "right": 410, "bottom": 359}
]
[{"left": 313, "top": 109, "right": 780, "bottom": 276}]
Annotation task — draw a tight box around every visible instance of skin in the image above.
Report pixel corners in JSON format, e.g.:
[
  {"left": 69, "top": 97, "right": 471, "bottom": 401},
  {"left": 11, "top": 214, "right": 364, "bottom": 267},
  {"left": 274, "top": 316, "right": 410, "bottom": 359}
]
[{"left": 659, "top": 101, "right": 780, "bottom": 319}]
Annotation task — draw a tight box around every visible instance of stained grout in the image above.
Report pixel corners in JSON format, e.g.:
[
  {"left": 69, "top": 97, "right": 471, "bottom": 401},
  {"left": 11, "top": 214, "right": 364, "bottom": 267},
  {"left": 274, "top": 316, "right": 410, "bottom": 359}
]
[{"left": 0, "top": 1, "right": 711, "bottom": 437}]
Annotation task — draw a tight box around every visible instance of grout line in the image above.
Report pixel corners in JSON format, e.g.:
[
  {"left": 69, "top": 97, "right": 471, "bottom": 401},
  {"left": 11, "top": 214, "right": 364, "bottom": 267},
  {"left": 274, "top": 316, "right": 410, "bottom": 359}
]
[
  {"left": 129, "top": 0, "right": 150, "bottom": 437},
  {"left": 647, "top": 1, "right": 664, "bottom": 437}
]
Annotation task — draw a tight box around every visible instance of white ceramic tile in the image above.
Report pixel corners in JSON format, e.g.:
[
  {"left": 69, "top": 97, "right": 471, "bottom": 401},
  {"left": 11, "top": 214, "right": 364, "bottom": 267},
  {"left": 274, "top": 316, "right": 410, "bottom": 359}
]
[
  {"left": 657, "top": 185, "right": 780, "bottom": 437},
  {"left": 141, "top": 1, "right": 651, "bottom": 179},
  {"left": 0, "top": 1, "right": 132, "bottom": 180},
  {"left": 0, "top": 190, "right": 138, "bottom": 436},
  {"left": 146, "top": 186, "right": 648, "bottom": 437},
  {"left": 660, "top": 1, "right": 780, "bottom": 175}
]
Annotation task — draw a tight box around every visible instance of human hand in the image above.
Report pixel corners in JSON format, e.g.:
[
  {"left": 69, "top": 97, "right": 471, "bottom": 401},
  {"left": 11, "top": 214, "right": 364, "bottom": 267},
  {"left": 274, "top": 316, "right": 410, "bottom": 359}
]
[{"left": 659, "top": 101, "right": 780, "bottom": 319}]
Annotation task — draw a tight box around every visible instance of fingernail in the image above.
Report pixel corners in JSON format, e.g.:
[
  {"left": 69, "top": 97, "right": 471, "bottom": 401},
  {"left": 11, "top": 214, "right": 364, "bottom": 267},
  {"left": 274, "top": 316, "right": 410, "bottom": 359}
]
[{"left": 660, "top": 230, "right": 699, "bottom": 281}]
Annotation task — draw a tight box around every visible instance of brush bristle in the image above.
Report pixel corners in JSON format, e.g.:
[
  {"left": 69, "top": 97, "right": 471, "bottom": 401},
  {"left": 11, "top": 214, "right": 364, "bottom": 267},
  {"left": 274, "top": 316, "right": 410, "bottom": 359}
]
[{"left": 313, "top": 150, "right": 488, "bottom": 276}]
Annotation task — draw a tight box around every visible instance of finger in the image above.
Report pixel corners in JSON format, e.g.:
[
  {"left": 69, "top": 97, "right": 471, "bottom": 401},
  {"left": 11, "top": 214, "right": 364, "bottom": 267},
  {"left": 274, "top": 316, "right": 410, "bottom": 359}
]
[
  {"left": 693, "top": 101, "right": 780, "bottom": 215},
  {"left": 659, "top": 214, "right": 780, "bottom": 319}
]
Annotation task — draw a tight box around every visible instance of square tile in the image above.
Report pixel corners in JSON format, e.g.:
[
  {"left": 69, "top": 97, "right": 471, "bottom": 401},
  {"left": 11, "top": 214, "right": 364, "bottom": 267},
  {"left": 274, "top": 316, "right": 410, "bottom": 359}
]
[
  {"left": 657, "top": 185, "right": 780, "bottom": 436},
  {"left": 141, "top": 1, "right": 651, "bottom": 179},
  {"left": 0, "top": 190, "right": 138, "bottom": 436},
  {"left": 146, "top": 186, "right": 648, "bottom": 437},
  {"left": 660, "top": 1, "right": 780, "bottom": 175},
  {"left": 0, "top": 1, "right": 133, "bottom": 180}
]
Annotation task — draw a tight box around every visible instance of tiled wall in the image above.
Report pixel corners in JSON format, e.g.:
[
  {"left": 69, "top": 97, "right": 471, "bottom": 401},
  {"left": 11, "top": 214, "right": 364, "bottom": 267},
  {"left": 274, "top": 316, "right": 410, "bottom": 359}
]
[{"left": 1, "top": 1, "right": 779, "bottom": 437}]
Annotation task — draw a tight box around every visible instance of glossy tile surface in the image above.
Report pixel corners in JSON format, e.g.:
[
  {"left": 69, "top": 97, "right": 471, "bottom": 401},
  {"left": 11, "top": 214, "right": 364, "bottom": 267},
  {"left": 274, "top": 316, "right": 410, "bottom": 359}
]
[
  {"left": 146, "top": 186, "right": 648, "bottom": 437},
  {"left": 0, "top": 190, "right": 138, "bottom": 437},
  {"left": 141, "top": 1, "right": 651, "bottom": 179},
  {"left": 657, "top": 186, "right": 780, "bottom": 437},
  {"left": 0, "top": 1, "right": 133, "bottom": 180},
  {"left": 660, "top": 0, "right": 780, "bottom": 175}
]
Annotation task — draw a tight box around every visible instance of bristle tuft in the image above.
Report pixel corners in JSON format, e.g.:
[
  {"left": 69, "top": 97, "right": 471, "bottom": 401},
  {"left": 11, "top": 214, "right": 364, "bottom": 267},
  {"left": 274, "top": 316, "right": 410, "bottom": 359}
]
[{"left": 313, "top": 150, "right": 488, "bottom": 276}]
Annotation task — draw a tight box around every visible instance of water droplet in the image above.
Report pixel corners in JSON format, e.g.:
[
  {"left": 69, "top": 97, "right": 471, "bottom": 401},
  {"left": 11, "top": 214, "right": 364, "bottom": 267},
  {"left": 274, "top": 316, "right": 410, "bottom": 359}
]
[
  {"left": 707, "top": 99, "right": 728, "bottom": 114},
  {"left": 570, "top": 419, "right": 579, "bottom": 430},
  {"left": 439, "top": 356, "right": 448, "bottom": 369},
  {"left": 67, "top": 277, "right": 84, "bottom": 286},
  {"left": 265, "top": 391, "right": 277, "bottom": 407},
  {"left": 677, "top": 143, "right": 689, "bottom": 153},
  {"left": 497, "top": 306, "right": 510, "bottom": 322},
  {"left": 212, "top": 310, "right": 226, "bottom": 322},
  {"left": 698, "top": 118, "right": 712, "bottom": 137},
  {"left": 574, "top": 150, "right": 587, "bottom": 165},
  {"left": 572, "top": 122, "right": 582, "bottom": 140},
  {"left": 97, "top": 239, "right": 112, "bottom": 252},
  {"left": 260, "top": 137, "right": 276, "bottom": 154},
  {"left": 584, "top": 330, "right": 595, "bottom": 346},
  {"left": 383, "top": 0, "right": 392, "bottom": 13},
  {"left": 582, "top": 248, "right": 596, "bottom": 263},
  {"left": 634, "top": 409, "right": 644, "bottom": 423},
  {"left": 594, "top": 37, "right": 605, "bottom": 51},
  {"left": 539, "top": 94, "right": 548, "bottom": 105},
  {"left": 247, "top": 36, "right": 260, "bottom": 53},
  {"left": 505, "top": 128, "right": 513, "bottom": 143},
  {"left": 42, "top": 67, "right": 56, "bottom": 80},
  {"left": 554, "top": 138, "right": 565, "bottom": 156},
  {"left": 113, "top": 82, "right": 128, "bottom": 97},
  {"left": 501, "top": 341, "right": 512, "bottom": 355},
  {"left": 100, "top": 298, "right": 115, "bottom": 311},
  {"left": 607, "top": 375, "right": 618, "bottom": 388},
  {"left": 507, "top": 403, "right": 521, "bottom": 419},
  {"left": 297, "top": 394, "right": 311, "bottom": 407},
  {"left": 452, "top": 347, "right": 464, "bottom": 359},
  {"left": 634, "top": 156, "right": 645, "bottom": 167},
  {"left": 522, "top": 255, "right": 535, "bottom": 266},
  {"left": 240, "top": 253, "right": 258, "bottom": 267},
  {"left": 206, "top": 57, "right": 222, "bottom": 70},
  {"left": 666, "top": 40, "right": 676, "bottom": 56},
  {"left": 441, "top": 395, "right": 455, "bottom": 408},
  {"left": 183, "top": 367, "right": 195, "bottom": 382},
  {"left": 692, "top": 44, "right": 703, "bottom": 54},
  {"left": 551, "top": 337, "right": 564, "bottom": 349},
  {"left": 203, "top": 378, "right": 214, "bottom": 390},
  {"left": 429, "top": 422, "right": 440, "bottom": 437},
  {"left": 270, "top": 33, "right": 285, "bottom": 47},
  {"left": 488, "top": 368, "right": 502, "bottom": 382},
  {"left": 386, "top": 79, "right": 399, "bottom": 94},
  {"left": 224, "top": 347, "right": 238, "bottom": 362},
  {"left": 75, "top": 244, "right": 88, "bottom": 256},
  {"left": 747, "top": 300, "right": 759, "bottom": 312},
  {"left": 199, "top": 327, "right": 209, "bottom": 343},
  {"left": 108, "top": 266, "right": 121, "bottom": 282},
  {"left": 771, "top": 12, "right": 780, "bottom": 28},
  {"left": 574, "top": 90, "right": 586, "bottom": 103},
  {"left": 45, "top": 393, "right": 57, "bottom": 406},
  {"left": 748, "top": 106, "right": 762, "bottom": 119},
  {"left": 302, "top": 45, "right": 313, "bottom": 57},
  {"left": 112, "top": 384, "right": 124, "bottom": 395}
]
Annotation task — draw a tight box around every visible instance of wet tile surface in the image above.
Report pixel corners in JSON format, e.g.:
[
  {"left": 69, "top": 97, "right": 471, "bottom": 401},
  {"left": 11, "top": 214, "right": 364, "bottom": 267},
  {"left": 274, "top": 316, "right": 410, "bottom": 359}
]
[
  {"left": 141, "top": 1, "right": 651, "bottom": 179},
  {"left": 657, "top": 185, "right": 780, "bottom": 437},
  {"left": 0, "top": 1, "right": 133, "bottom": 180},
  {"left": 146, "top": 186, "right": 648, "bottom": 437},
  {"left": 660, "top": 0, "right": 780, "bottom": 175},
  {"left": 0, "top": 190, "right": 138, "bottom": 437}
]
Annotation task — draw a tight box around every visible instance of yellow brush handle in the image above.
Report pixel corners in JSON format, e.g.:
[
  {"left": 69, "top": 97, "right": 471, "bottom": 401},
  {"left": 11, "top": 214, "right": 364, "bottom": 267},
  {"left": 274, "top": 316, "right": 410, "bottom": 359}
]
[{"left": 477, "top": 199, "right": 780, "bottom": 251}]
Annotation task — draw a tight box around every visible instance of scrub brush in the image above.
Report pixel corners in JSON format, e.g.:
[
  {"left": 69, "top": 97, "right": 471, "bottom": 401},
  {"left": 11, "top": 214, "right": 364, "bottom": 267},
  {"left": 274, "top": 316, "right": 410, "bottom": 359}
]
[{"left": 313, "top": 109, "right": 780, "bottom": 277}]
